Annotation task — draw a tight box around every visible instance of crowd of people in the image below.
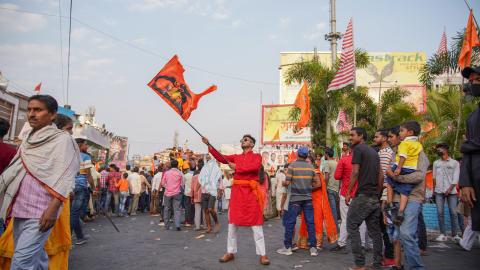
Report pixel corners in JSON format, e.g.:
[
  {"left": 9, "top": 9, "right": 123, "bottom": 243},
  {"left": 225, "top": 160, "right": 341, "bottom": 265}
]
[{"left": 0, "top": 65, "right": 478, "bottom": 269}]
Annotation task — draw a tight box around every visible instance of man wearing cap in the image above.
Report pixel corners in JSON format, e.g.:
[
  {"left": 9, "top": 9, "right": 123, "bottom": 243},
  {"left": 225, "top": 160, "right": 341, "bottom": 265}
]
[
  {"left": 202, "top": 134, "right": 270, "bottom": 265},
  {"left": 276, "top": 146, "right": 321, "bottom": 257},
  {"left": 459, "top": 66, "right": 480, "bottom": 236}
]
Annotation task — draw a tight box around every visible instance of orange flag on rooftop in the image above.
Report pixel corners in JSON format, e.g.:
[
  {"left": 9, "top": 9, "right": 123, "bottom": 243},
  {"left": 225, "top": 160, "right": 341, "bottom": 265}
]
[
  {"left": 148, "top": 55, "right": 217, "bottom": 120},
  {"left": 458, "top": 10, "right": 480, "bottom": 69},
  {"left": 293, "top": 82, "right": 310, "bottom": 130}
]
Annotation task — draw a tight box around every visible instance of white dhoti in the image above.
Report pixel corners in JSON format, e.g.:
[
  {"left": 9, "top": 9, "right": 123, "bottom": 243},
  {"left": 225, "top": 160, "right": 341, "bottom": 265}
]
[
  {"left": 275, "top": 191, "right": 283, "bottom": 211},
  {"left": 227, "top": 223, "right": 266, "bottom": 256},
  {"left": 338, "top": 195, "right": 367, "bottom": 247},
  {"left": 460, "top": 216, "right": 480, "bottom": 251}
]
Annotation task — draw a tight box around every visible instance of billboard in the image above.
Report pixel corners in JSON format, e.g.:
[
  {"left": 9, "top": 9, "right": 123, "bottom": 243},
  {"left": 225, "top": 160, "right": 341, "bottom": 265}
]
[
  {"left": 109, "top": 136, "right": 128, "bottom": 170},
  {"left": 356, "top": 52, "right": 427, "bottom": 112},
  {"left": 261, "top": 104, "right": 311, "bottom": 145},
  {"left": 279, "top": 51, "right": 427, "bottom": 112}
]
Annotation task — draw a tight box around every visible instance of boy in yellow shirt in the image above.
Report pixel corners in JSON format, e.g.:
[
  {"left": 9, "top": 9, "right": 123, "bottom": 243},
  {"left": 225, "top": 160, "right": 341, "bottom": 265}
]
[{"left": 386, "top": 121, "right": 423, "bottom": 225}]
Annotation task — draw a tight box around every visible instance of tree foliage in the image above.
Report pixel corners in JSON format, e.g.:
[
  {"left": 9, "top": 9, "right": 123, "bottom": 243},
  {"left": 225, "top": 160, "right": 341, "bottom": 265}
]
[
  {"left": 285, "top": 49, "right": 416, "bottom": 148},
  {"left": 418, "top": 28, "right": 480, "bottom": 161}
]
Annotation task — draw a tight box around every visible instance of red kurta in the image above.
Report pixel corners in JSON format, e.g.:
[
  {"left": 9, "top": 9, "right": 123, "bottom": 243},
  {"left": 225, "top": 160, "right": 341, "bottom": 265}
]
[{"left": 209, "top": 146, "right": 263, "bottom": 226}]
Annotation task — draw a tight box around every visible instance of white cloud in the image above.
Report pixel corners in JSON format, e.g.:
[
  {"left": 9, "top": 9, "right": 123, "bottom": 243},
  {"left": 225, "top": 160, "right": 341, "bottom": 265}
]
[
  {"left": 112, "top": 79, "right": 128, "bottom": 85},
  {"left": 303, "top": 22, "right": 327, "bottom": 40},
  {"left": 103, "top": 18, "right": 118, "bottom": 26},
  {"left": 85, "top": 58, "right": 114, "bottom": 68},
  {"left": 91, "top": 37, "right": 113, "bottom": 50},
  {"left": 129, "top": 0, "right": 188, "bottom": 11},
  {"left": 0, "top": 43, "right": 61, "bottom": 97},
  {"left": 231, "top": 19, "right": 243, "bottom": 28},
  {"left": 0, "top": 43, "right": 57, "bottom": 68},
  {"left": 268, "top": 34, "right": 277, "bottom": 40},
  {"left": 71, "top": 27, "right": 91, "bottom": 41},
  {"left": 130, "top": 37, "right": 148, "bottom": 45},
  {"left": 279, "top": 17, "right": 291, "bottom": 27},
  {"left": 0, "top": 3, "right": 47, "bottom": 32},
  {"left": 129, "top": 0, "right": 230, "bottom": 20}
]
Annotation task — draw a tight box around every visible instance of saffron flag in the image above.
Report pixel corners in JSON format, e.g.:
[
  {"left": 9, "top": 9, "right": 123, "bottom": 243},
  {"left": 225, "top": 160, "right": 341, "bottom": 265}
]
[
  {"left": 34, "top": 82, "right": 41, "bottom": 93},
  {"left": 148, "top": 55, "right": 217, "bottom": 120},
  {"left": 293, "top": 82, "right": 310, "bottom": 129},
  {"left": 288, "top": 150, "right": 297, "bottom": 163},
  {"left": 458, "top": 10, "right": 480, "bottom": 69},
  {"left": 327, "top": 18, "right": 356, "bottom": 92}
]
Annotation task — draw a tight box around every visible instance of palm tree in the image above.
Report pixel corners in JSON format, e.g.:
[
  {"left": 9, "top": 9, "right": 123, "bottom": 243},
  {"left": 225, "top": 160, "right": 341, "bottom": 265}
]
[
  {"left": 285, "top": 49, "right": 369, "bottom": 147},
  {"left": 418, "top": 28, "right": 480, "bottom": 157},
  {"left": 421, "top": 86, "right": 480, "bottom": 160},
  {"left": 285, "top": 49, "right": 418, "bottom": 148}
]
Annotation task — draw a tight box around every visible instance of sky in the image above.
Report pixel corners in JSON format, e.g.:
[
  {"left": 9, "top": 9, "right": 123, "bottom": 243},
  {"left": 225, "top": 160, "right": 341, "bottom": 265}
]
[{"left": 0, "top": 0, "right": 474, "bottom": 155}]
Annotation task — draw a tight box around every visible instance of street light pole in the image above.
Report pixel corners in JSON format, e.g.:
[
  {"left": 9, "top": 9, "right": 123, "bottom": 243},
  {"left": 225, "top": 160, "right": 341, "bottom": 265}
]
[{"left": 324, "top": 0, "right": 341, "bottom": 145}]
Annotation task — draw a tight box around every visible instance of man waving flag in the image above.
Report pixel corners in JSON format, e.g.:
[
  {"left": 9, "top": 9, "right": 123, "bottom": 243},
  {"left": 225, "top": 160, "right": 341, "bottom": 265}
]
[{"left": 148, "top": 55, "right": 217, "bottom": 120}]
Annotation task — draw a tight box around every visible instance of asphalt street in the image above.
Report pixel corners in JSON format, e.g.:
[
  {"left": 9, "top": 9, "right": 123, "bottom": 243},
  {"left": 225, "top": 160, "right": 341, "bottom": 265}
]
[{"left": 69, "top": 213, "right": 480, "bottom": 270}]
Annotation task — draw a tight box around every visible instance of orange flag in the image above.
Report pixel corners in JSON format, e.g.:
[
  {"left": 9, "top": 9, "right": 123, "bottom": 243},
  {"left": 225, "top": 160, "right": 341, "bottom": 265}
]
[
  {"left": 288, "top": 150, "right": 297, "bottom": 163},
  {"left": 293, "top": 82, "right": 310, "bottom": 129},
  {"left": 148, "top": 55, "right": 217, "bottom": 120},
  {"left": 458, "top": 10, "right": 480, "bottom": 69}
]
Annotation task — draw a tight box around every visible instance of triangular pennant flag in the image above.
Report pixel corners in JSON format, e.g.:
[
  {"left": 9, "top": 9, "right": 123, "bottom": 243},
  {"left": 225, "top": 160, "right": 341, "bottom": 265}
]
[
  {"left": 34, "top": 82, "right": 42, "bottom": 93},
  {"left": 148, "top": 55, "right": 217, "bottom": 120},
  {"left": 272, "top": 129, "right": 280, "bottom": 141}
]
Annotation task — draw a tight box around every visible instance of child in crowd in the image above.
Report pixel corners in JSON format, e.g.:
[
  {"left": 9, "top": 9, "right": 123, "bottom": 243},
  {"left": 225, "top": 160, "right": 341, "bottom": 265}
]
[
  {"left": 386, "top": 121, "right": 423, "bottom": 225},
  {"left": 116, "top": 173, "right": 130, "bottom": 217}
]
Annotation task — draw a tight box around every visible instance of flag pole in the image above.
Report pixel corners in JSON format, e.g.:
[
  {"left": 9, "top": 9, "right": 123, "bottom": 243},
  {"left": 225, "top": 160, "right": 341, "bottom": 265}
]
[
  {"left": 353, "top": 72, "right": 357, "bottom": 126},
  {"left": 184, "top": 119, "right": 230, "bottom": 164}
]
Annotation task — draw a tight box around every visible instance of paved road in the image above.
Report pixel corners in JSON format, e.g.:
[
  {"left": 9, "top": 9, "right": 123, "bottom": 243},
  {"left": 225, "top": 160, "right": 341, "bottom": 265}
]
[{"left": 69, "top": 213, "right": 479, "bottom": 270}]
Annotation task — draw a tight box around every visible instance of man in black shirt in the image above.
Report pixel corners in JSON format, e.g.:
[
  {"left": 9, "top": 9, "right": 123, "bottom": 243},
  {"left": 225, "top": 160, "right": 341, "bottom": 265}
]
[
  {"left": 346, "top": 127, "right": 383, "bottom": 270},
  {"left": 460, "top": 66, "right": 480, "bottom": 233}
]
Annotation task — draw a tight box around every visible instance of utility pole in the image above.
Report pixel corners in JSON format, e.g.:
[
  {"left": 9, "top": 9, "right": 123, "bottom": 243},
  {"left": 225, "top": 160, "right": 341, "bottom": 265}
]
[{"left": 324, "top": 0, "right": 341, "bottom": 146}]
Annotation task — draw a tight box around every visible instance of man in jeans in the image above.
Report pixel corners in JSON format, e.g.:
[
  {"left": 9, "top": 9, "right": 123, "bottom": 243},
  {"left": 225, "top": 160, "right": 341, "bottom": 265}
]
[
  {"left": 71, "top": 139, "right": 95, "bottom": 245},
  {"left": 127, "top": 167, "right": 142, "bottom": 215},
  {"left": 97, "top": 166, "right": 109, "bottom": 215},
  {"left": 323, "top": 147, "right": 339, "bottom": 230},
  {"left": 105, "top": 164, "right": 120, "bottom": 215},
  {"left": 161, "top": 159, "right": 185, "bottom": 231},
  {"left": 346, "top": 127, "right": 383, "bottom": 270},
  {"left": 0, "top": 95, "right": 80, "bottom": 268},
  {"left": 387, "top": 127, "right": 429, "bottom": 270},
  {"left": 432, "top": 143, "right": 461, "bottom": 241},
  {"left": 330, "top": 144, "right": 367, "bottom": 253},
  {"left": 277, "top": 146, "right": 320, "bottom": 257}
]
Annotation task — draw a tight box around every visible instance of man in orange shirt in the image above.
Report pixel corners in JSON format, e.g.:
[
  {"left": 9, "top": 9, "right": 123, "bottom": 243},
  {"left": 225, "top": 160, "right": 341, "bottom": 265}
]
[{"left": 116, "top": 173, "right": 130, "bottom": 216}]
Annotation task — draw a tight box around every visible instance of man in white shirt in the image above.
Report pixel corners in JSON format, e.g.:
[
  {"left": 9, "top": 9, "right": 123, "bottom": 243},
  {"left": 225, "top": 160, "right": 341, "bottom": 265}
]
[
  {"left": 275, "top": 168, "right": 287, "bottom": 213},
  {"left": 150, "top": 166, "right": 163, "bottom": 215},
  {"left": 433, "top": 143, "right": 461, "bottom": 242},
  {"left": 128, "top": 167, "right": 142, "bottom": 216},
  {"left": 183, "top": 163, "right": 195, "bottom": 226}
]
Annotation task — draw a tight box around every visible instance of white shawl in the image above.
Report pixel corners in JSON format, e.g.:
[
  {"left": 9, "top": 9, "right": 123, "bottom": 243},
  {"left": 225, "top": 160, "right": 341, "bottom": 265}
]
[{"left": 0, "top": 124, "right": 81, "bottom": 219}]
